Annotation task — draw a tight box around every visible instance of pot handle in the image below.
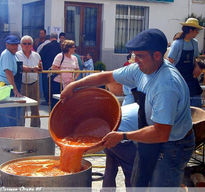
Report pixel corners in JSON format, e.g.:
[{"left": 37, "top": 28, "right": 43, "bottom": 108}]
[
  {"left": 4, "top": 149, "right": 36, "bottom": 155},
  {"left": 92, "top": 172, "right": 104, "bottom": 181}
]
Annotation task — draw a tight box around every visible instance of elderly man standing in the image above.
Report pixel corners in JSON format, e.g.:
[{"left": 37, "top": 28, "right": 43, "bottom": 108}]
[
  {"left": 61, "top": 29, "right": 195, "bottom": 187},
  {"left": 16, "top": 35, "right": 42, "bottom": 127}
]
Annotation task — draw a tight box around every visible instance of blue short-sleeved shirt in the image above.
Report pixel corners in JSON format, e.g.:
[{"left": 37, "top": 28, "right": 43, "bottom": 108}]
[
  {"left": 122, "top": 85, "right": 135, "bottom": 106},
  {"left": 84, "top": 59, "right": 94, "bottom": 70},
  {"left": 0, "top": 49, "right": 17, "bottom": 84},
  {"left": 118, "top": 103, "right": 139, "bottom": 132},
  {"left": 168, "top": 39, "right": 199, "bottom": 65},
  {"left": 113, "top": 60, "right": 192, "bottom": 141}
]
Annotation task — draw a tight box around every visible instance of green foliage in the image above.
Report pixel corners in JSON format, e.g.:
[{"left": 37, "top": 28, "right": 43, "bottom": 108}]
[
  {"left": 186, "top": 13, "right": 205, "bottom": 27},
  {"left": 94, "top": 61, "right": 106, "bottom": 71}
]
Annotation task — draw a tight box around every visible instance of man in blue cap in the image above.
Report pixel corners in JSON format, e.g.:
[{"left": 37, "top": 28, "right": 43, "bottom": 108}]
[
  {"left": 60, "top": 29, "right": 194, "bottom": 187},
  {"left": 0, "top": 35, "right": 40, "bottom": 127},
  {"left": 0, "top": 35, "right": 23, "bottom": 127},
  {"left": 0, "top": 35, "right": 22, "bottom": 96}
]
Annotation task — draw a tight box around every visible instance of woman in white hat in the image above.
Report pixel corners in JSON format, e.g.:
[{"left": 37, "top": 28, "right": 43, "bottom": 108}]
[{"left": 168, "top": 18, "right": 204, "bottom": 107}]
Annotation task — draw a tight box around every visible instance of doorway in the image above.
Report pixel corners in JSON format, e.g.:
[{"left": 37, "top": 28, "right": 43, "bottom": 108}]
[{"left": 64, "top": 2, "right": 102, "bottom": 62}]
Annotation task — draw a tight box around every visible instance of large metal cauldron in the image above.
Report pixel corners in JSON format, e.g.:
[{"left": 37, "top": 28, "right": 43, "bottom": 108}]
[
  {"left": 0, "top": 156, "right": 92, "bottom": 187},
  {"left": 0, "top": 126, "right": 55, "bottom": 164}
]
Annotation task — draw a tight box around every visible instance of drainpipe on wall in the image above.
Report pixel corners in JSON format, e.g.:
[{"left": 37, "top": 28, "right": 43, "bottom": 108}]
[{"left": 188, "top": 0, "right": 192, "bottom": 16}]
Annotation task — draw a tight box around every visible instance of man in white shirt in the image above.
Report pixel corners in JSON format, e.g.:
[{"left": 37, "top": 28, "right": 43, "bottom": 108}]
[{"left": 16, "top": 35, "right": 42, "bottom": 127}]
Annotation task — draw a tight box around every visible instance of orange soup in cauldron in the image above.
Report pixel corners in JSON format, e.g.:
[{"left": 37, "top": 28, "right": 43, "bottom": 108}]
[{"left": 2, "top": 136, "right": 102, "bottom": 176}]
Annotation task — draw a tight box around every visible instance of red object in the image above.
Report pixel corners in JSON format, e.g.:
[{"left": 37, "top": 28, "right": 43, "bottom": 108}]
[
  {"left": 196, "top": 182, "right": 205, "bottom": 187},
  {"left": 123, "top": 61, "right": 131, "bottom": 66},
  {"left": 123, "top": 61, "right": 130, "bottom": 66}
]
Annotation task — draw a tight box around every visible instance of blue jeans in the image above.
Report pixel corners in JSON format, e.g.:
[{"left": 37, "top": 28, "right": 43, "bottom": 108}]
[
  {"left": 103, "top": 140, "right": 137, "bottom": 187},
  {"left": 150, "top": 132, "right": 195, "bottom": 187},
  {"left": 190, "top": 95, "right": 202, "bottom": 107}
]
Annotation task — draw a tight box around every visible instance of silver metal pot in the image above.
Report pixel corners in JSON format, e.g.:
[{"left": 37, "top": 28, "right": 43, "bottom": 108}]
[
  {"left": 0, "top": 156, "right": 92, "bottom": 187},
  {"left": 0, "top": 126, "right": 55, "bottom": 164}
]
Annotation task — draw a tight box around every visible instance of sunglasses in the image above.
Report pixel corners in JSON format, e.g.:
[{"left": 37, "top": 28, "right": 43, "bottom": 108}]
[{"left": 22, "top": 42, "right": 32, "bottom": 45}]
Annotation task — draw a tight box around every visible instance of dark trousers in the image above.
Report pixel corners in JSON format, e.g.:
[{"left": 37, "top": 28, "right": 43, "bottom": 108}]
[
  {"left": 131, "top": 143, "right": 161, "bottom": 187},
  {"left": 103, "top": 141, "right": 137, "bottom": 187},
  {"left": 42, "top": 73, "right": 49, "bottom": 103},
  {"left": 50, "top": 80, "right": 60, "bottom": 110},
  {"left": 42, "top": 74, "right": 60, "bottom": 109}
]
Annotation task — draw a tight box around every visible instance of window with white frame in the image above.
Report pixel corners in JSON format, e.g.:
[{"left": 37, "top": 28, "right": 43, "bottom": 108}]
[{"left": 114, "top": 5, "right": 149, "bottom": 53}]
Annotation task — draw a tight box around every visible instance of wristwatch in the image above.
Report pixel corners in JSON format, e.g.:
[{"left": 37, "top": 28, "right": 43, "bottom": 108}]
[{"left": 123, "top": 133, "right": 128, "bottom": 140}]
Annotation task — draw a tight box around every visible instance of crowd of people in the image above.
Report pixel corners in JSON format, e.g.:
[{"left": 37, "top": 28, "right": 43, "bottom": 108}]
[
  {"left": 0, "top": 29, "right": 94, "bottom": 127},
  {"left": 0, "top": 17, "right": 204, "bottom": 189}
]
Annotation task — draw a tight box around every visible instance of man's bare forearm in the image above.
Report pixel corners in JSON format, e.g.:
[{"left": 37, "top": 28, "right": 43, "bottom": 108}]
[
  {"left": 61, "top": 71, "right": 115, "bottom": 100},
  {"left": 5, "top": 70, "right": 17, "bottom": 90},
  {"left": 71, "top": 71, "right": 114, "bottom": 90},
  {"left": 102, "top": 123, "right": 172, "bottom": 149},
  {"left": 126, "top": 123, "right": 171, "bottom": 143},
  {"left": 5, "top": 69, "right": 21, "bottom": 96}
]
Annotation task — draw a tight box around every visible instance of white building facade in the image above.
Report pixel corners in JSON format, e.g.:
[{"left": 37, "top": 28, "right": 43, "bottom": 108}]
[{"left": 6, "top": 0, "right": 205, "bottom": 70}]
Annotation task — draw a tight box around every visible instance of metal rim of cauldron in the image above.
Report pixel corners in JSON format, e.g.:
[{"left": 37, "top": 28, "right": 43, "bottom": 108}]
[
  {"left": 0, "top": 157, "right": 104, "bottom": 180},
  {"left": 0, "top": 127, "right": 55, "bottom": 164},
  {"left": 0, "top": 155, "right": 92, "bottom": 178},
  {"left": 191, "top": 106, "right": 205, "bottom": 124},
  {"left": 0, "top": 126, "right": 52, "bottom": 141},
  {"left": 0, "top": 155, "right": 100, "bottom": 187}
]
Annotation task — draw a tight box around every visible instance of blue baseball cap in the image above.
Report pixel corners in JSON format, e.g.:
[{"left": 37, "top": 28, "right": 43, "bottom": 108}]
[
  {"left": 5, "top": 35, "right": 20, "bottom": 44},
  {"left": 125, "top": 28, "right": 168, "bottom": 55}
]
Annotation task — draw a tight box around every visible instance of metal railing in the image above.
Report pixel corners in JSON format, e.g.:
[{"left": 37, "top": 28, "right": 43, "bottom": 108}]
[{"left": 24, "top": 70, "right": 100, "bottom": 120}]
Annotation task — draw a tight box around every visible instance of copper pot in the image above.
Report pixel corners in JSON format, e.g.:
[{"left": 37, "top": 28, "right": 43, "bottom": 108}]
[{"left": 49, "top": 88, "right": 121, "bottom": 153}]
